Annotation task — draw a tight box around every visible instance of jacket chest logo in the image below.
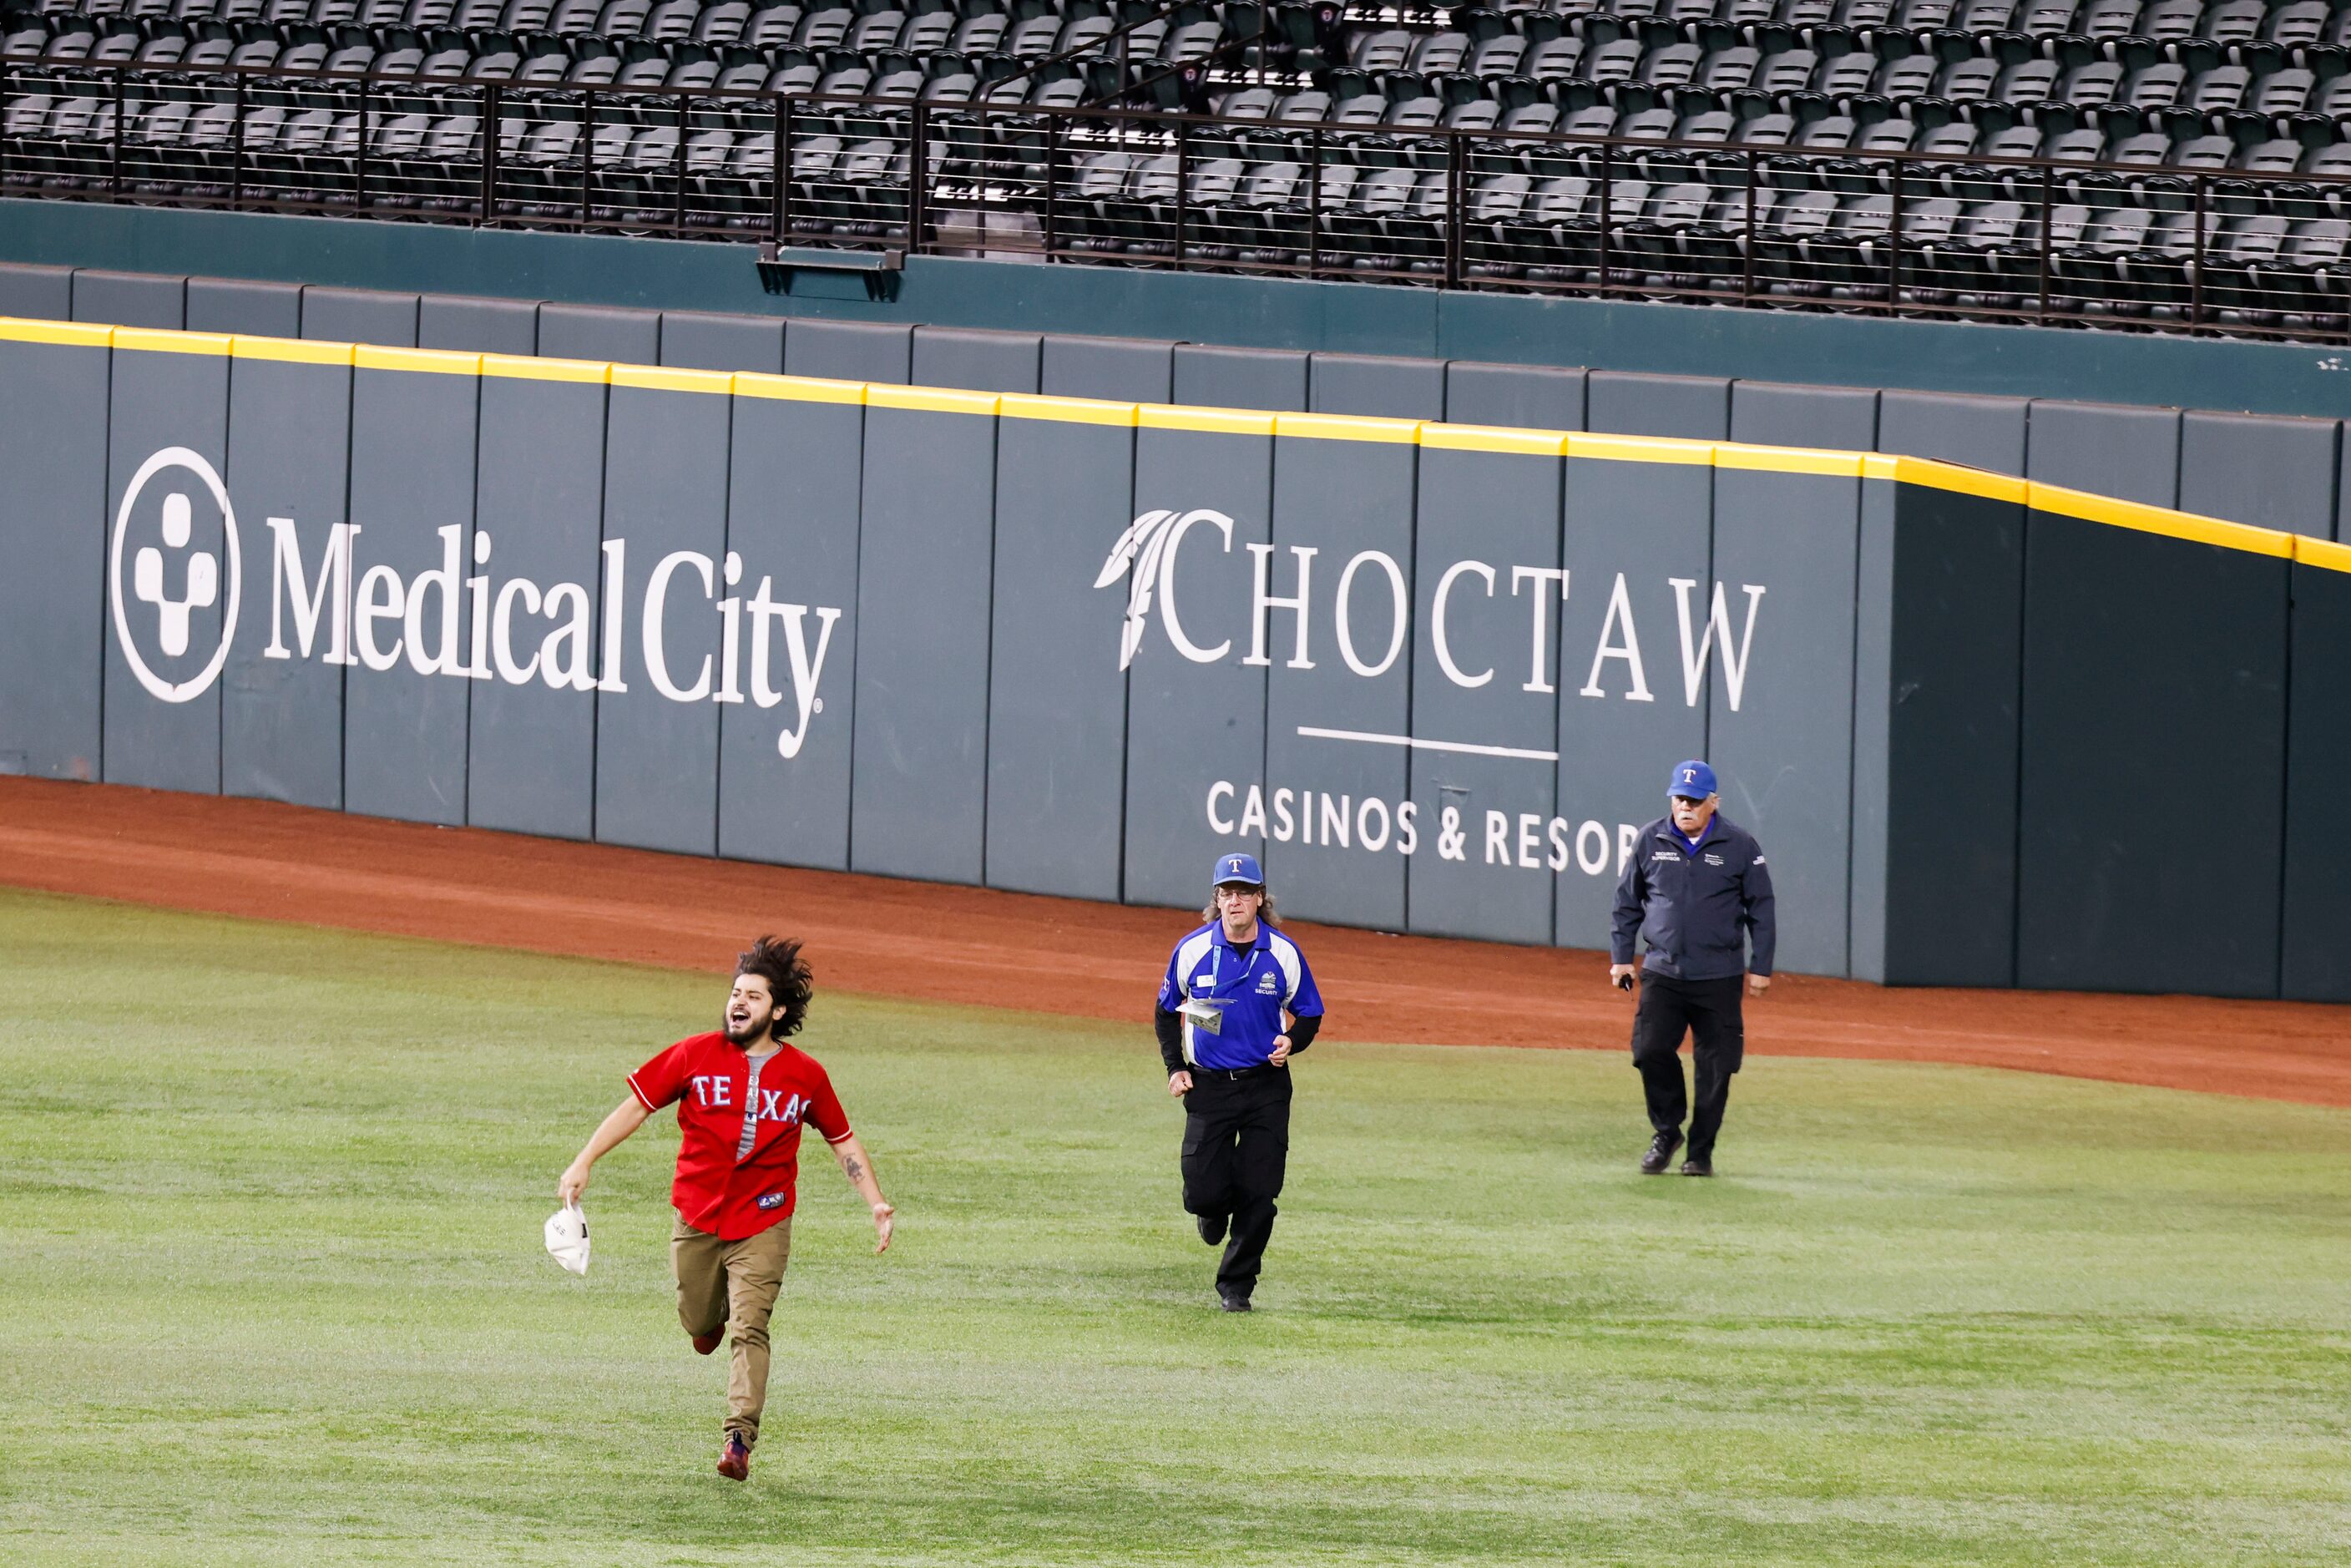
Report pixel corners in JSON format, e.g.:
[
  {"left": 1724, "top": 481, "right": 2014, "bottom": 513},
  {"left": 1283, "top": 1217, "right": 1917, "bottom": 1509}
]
[{"left": 1256, "top": 971, "right": 1279, "bottom": 995}]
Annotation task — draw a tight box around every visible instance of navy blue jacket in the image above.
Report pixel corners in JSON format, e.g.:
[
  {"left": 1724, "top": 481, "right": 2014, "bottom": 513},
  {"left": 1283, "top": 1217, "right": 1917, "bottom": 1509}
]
[{"left": 1610, "top": 814, "right": 1777, "bottom": 981}]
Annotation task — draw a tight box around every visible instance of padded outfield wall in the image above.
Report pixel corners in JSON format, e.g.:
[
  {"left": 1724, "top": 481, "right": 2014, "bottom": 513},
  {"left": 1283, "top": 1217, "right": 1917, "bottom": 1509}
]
[{"left": 2, "top": 316, "right": 2345, "bottom": 1002}]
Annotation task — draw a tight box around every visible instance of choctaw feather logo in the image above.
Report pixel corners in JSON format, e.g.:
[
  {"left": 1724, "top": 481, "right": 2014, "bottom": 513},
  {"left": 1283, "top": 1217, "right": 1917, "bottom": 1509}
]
[{"left": 1093, "top": 508, "right": 1233, "bottom": 670}]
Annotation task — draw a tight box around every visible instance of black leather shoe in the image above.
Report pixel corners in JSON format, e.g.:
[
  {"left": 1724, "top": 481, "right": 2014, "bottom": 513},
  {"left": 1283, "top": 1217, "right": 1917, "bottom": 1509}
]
[
  {"left": 1196, "top": 1212, "right": 1229, "bottom": 1247},
  {"left": 1640, "top": 1130, "right": 1683, "bottom": 1175},
  {"left": 1218, "top": 1288, "right": 1252, "bottom": 1313},
  {"left": 1681, "top": 1156, "right": 1713, "bottom": 1177}
]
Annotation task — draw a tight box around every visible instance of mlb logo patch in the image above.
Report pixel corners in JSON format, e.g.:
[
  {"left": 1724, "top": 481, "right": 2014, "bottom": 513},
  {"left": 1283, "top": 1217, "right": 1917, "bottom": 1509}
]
[{"left": 756, "top": 1193, "right": 786, "bottom": 1211}]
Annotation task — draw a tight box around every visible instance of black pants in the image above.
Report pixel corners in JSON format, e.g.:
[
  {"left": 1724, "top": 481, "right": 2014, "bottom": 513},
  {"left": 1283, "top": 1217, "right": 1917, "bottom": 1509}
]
[
  {"left": 1631, "top": 974, "right": 1745, "bottom": 1161},
  {"left": 1180, "top": 1066, "right": 1292, "bottom": 1297}
]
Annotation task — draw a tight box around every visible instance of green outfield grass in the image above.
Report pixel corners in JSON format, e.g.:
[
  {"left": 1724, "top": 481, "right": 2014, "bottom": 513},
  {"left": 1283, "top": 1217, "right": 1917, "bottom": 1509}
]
[{"left": 0, "top": 888, "right": 2346, "bottom": 1566}]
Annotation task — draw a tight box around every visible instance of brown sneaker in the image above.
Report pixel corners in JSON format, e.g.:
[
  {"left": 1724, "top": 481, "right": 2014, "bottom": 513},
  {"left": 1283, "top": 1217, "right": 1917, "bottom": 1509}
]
[
  {"left": 716, "top": 1433, "right": 751, "bottom": 1481},
  {"left": 691, "top": 1327, "right": 724, "bottom": 1355}
]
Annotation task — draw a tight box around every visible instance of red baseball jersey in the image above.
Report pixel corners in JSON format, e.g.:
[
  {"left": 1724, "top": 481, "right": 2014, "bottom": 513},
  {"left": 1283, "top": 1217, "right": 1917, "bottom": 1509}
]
[{"left": 628, "top": 1033, "right": 852, "bottom": 1240}]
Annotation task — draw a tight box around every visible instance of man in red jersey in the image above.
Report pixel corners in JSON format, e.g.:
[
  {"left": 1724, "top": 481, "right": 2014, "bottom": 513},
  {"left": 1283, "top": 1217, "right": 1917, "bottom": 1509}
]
[{"left": 559, "top": 935, "right": 894, "bottom": 1482}]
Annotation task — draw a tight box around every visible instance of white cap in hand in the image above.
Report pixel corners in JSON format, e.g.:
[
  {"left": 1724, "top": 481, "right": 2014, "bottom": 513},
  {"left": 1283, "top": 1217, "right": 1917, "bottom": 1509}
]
[{"left": 544, "top": 1201, "right": 590, "bottom": 1276}]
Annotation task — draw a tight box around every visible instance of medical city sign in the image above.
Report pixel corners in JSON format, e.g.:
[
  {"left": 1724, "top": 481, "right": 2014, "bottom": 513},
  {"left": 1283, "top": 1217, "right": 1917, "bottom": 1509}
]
[{"left": 106, "top": 448, "right": 842, "bottom": 760}]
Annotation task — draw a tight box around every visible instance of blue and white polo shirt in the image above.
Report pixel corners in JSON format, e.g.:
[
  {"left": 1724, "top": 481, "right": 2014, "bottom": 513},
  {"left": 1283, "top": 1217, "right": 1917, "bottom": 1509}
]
[{"left": 1156, "top": 922, "right": 1325, "bottom": 1071}]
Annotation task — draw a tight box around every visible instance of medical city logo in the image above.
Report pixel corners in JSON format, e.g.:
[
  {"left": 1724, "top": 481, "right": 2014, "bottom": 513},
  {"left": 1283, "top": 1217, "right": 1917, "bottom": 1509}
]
[
  {"left": 109, "top": 447, "right": 242, "bottom": 704},
  {"left": 104, "top": 447, "right": 842, "bottom": 758}
]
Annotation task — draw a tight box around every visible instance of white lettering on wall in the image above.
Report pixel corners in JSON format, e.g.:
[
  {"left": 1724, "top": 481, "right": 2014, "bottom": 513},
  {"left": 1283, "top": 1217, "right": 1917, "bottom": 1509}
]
[
  {"left": 1431, "top": 559, "right": 1497, "bottom": 689},
  {"left": 1671, "top": 577, "right": 1767, "bottom": 711},
  {"left": 264, "top": 519, "right": 357, "bottom": 666},
  {"left": 1334, "top": 550, "right": 1408, "bottom": 678}
]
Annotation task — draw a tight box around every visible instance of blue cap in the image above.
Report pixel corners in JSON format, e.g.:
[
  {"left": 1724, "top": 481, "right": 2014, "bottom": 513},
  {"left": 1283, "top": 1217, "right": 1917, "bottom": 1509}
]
[
  {"left": 1211, "top": 852, "right": 1265, "bottom": 888},
  {"left": 1668, "top": 760, "right": 1717, "bottom": 799}
]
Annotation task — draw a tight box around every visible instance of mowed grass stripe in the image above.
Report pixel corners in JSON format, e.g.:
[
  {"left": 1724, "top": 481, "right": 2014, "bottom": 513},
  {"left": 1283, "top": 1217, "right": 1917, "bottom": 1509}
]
[{"left": 0, "top": 888, "right": 2344, "bottom": 1566}]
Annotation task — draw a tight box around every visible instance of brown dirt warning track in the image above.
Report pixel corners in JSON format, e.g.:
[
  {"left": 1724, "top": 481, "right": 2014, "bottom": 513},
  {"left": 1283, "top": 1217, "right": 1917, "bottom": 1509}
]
[{"left": 3, "top": 776, "right": 2346, "bottom": 1106}]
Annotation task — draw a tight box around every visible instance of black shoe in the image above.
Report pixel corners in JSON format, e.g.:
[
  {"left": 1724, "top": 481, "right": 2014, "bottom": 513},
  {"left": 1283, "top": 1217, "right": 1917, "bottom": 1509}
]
[
  {"left": 1196, "top": 1211, "right": 1228, "bottom": 1247},
  {"left": 1681, "top": 1156, "right": 1713, "bottom": 1177},
  {"left": 1640, "top": 1130, "right": 1684, "bottom": 1175},
  {"left": 1218, "top": 1288, "right": 1252, "bottom": 1313}
]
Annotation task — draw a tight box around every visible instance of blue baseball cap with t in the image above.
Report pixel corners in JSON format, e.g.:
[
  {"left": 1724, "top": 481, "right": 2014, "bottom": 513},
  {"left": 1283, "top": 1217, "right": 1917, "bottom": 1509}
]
[
  {"left": 1668, "top": 760, "right": 1717, "bottom": 799},
  {"left": 1211, "top": 852, "right": 1265, "bottom": 888}
]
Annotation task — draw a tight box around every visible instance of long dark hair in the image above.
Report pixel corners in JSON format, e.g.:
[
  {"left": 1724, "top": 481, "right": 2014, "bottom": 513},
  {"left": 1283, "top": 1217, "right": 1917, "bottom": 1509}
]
[{"left": 736, "top": 934, "right": 814, "bottom": 1039}]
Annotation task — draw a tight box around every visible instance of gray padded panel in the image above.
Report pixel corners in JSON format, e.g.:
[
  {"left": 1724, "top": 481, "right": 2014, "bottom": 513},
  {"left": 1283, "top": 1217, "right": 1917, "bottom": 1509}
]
[
  {"left": 464, "top": 372, "right": 605, "bottom": 840},
  {"left": 1405, "top": 447, "right": 1564, "bottom": 946},
  {"left": 1707, "top": 470, "right": 1860, "bottom": 977},
  {"left": 341, "top": 363, "right": 478, "bottom": 825},
  {"left": 72, "top": 269, "right": 185, "bottom": 329},
  {"left": 594, "top": 383, "right": 731, "bottom": 855},
  {"left": 1876, "top": 388, "right": 2028, "bottom": 476},
  {"left": 301, "top": 287, "right": 419, "bottom": 348},
  {"left": 850, "top": 404, "right": 998, "bottom": 884},
  {"left": 2016, "top": 516, "right": 2287, "bottom": 997},
  {"left": 1122, "top": 425, "right": 1274, "bottom": 908},
  {"left": 2282, "top": 560, "right": 2351, "bottom": 999},
  {"left": 419, "top": 294, "right": 541, "bottom": 357},
  {"left": 783, "top": 319, "right": 911, "bottom": 383},
  {"left": 0, "top": 262, "right": 73, "bottom": 321},
  {"left": 719, "top": 395, "right": 863, "bottom": 871},
  {"left": 535, "top": 302, "right": 660, "bottom": 367},
  {"left": 2025, "top": 399, "right": 2180, "bottom": 507},
  {"left": 101, "top": 344, "right": 228, "bottom": 794},
  {"left": 1171, "top": 343, "right": 1307, "bottom": 414},
  {"left": 0, "top": 336, "right": 108, "bottom": 780},
  {"left": 984, "top": 414, "right": 1133, "bottom": 900},
  {"left": 220, "top": 354, "right": 351, "bottom": 810},
  {"left": 1586, "top": 372, "right": 1730, "bottom": 441},
  {"left": 1730, "top": 381, "right": 1879, "bottom": 452},
  {"left": 1308, "top": 352, "right": 1445, "bottom": 421},
  {"left": 1261, "top": 430, "right": 1418, "bottom": 932},
  {"left": 1442, "top": 362, "right": 1586, "bottom": 432},
  {"left": 913, "top": 326, "right": 1043, "bottom": 394},
  {"left": 2177, "top": 411, "right": 2338, "bottom": 539},
  {"left": 1553, "top": 457, "right": 1710, "bottom": 952},
  {"left": 185, "top": 276, "right": 301, "bottom": 338},
  {"left": 1850, "top": 482, "right": 2025, "bottom": 988},
  {"left": 1040, "top": 334, "right": 1172, "bottom": 403},
  {"left": 659, "top": 311, "right": 785, "bottom": 374}
]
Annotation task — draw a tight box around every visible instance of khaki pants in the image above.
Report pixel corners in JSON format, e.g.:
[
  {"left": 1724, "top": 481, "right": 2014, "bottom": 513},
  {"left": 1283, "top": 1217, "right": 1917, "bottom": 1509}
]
[{"left": 671, "top": 1215, "right": 791, "bottom": 1445}]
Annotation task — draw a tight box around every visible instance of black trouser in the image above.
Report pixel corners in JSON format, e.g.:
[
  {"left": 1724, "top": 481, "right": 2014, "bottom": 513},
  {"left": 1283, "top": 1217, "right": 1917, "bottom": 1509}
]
[
  {"left": 1180, "top": 1065, "right": 1292, "bottom": 1297},
  {"left": 1631, "top": 974, "right": 1745, "bottom": 1161}
]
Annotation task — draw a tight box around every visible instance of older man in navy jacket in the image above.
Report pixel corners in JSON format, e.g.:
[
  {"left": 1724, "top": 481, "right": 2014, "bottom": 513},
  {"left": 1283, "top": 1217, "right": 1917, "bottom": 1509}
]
[{"left": 1609, "top": 761, "right": 1776, "bottom": 1177}]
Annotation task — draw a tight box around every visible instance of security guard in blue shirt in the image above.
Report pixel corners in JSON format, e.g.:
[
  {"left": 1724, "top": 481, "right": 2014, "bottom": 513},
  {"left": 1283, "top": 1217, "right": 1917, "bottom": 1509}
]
[
  {"left": 1155, "top": 853, "right": 1325, "bottom": 1312},
  {"left": 1610, "top": 761, "right": 1776, "bottom": 1177}
]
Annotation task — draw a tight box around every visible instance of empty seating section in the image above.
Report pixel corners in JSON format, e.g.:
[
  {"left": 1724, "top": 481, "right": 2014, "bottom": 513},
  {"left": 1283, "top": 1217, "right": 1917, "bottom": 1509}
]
[{"left": 7, "top": 0, "right": 2351, "bottom": 331}]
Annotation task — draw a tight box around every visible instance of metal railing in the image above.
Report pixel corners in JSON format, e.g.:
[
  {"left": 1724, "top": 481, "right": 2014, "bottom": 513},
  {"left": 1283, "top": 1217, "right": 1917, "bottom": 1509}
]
[{"left": 7, "top": 55, "right": 2351, "bottom": 341}]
